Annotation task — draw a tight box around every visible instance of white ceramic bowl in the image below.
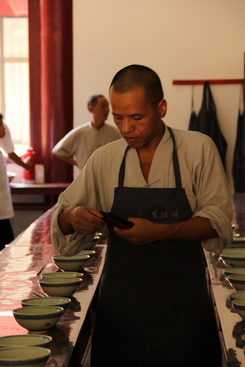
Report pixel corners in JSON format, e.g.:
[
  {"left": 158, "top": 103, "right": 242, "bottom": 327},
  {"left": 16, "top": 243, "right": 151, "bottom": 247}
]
[
  {"left": 39, "top": 277, "right": 83, "bottom": 297},
  {"left": 0, "top": 334, "right": 52, "bottom": 348},
  {"left": 232, "top": 298, "right": 245, "bottom": 319},
  {"left": 220, "top": 248, "right": 245, "bottom": 267},
  {"left": 21, "top": 296, "right": 71, "bottom": 311},
  {"left": 13, "top": 306, "right": 63, "bottom": 332},
  {"left": 0, "top": 347, "right": 50, "bottom": 367},
  {"left": 42, "top": 271, "right": 83, "bottom": 279},
  {"left": 53, "top": 255, "right": 90, "bottom": 272},
  {"left": 230, "top": 291, "right": 245, "bottom": 301},
  {"left": 227, "top": 274, "right": 245, "bottom": 291}
]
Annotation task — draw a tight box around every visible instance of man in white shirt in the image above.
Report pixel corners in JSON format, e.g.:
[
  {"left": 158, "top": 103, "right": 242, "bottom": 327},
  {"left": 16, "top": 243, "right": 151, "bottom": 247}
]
[
  {"left": 0, "top": 114, "right": 32, "bottom": 249},
  {"left": 52, "top": 65, "right": 232, "bottom": 367},
  {"left": 52, "top": 94, "right": 121, "bottom": 170}
]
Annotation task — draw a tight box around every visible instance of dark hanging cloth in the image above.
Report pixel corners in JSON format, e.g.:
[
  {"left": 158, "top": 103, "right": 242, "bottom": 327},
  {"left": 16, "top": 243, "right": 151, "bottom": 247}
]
[
  {"left": 188, "top": 83, "right": 198, "bottom": 131},
  {"left": 189, "top": 82, "right": 227, "bottom": 169},
  {"left": 188, "top": 110, "right": 198, "bottom": 131},
  {"left": 232, "top": 111, "right": 245, "bottom": 192}
]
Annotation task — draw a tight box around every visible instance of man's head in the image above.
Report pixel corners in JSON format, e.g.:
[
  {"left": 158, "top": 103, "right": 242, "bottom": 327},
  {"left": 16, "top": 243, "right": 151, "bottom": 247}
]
[
  {"left": 109, "top": 64, "right": 164, "bottom": 108},
  {"left": 87, "top": 94, "right": 110, "bottom": 126},
  {"left": 109, "top": 65, "right": 167, "bottom": 151},
  {"left": 87, "top": 94, "right": 104, "bottom": 109}
]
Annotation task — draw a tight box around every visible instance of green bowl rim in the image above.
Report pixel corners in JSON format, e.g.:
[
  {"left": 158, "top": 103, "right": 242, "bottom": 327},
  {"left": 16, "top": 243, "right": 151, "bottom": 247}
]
[
  {"left": 0, "top": 334, "right": 52, "bottom": 347},
  {"left": 39, "top": 278, "right": 82, "bottom": 287},
  {"left": 53, "top": 255, "right": 90, "bottom": 262},
  {"left": 21, "top": 297, "right": 71, "bottom": 306},
  {"left": 13, "top": 306, "right": 64, "bottom": 319},
  {"left": 0, "top": 346, "right": 51, "bottom": 363}
]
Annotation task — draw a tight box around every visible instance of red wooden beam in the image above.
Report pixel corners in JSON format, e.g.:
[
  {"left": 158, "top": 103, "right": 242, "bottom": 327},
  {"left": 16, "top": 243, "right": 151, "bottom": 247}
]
[{"left": 173, "top": 79, "right": 244, "bottom": 85}]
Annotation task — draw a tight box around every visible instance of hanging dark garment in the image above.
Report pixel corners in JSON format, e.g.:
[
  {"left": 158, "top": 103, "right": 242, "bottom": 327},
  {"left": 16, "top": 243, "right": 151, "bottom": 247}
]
[
  {"left": 188, "top": 110, "right": 198, "bottom": 131},
  {"left": 232, "top": 111, "right": 245, "bottom": 192},
  {"left": 189, "top": 82, "right": 227, "bottom": 169},
  {"left": 188, "top": 84, "right": 198, "bottom": 131}
]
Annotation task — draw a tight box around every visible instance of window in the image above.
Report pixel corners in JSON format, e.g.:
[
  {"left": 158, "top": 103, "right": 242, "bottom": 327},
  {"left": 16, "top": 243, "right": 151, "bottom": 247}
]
[{"left": 0, "top": 16, "right": 29, "bottom": 154}]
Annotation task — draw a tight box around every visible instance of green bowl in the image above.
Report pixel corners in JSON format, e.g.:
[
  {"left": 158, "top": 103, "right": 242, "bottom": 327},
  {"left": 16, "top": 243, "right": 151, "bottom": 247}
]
[
  {"left": 230, "top": 291, "right": 245, "bottom": 301},
  {"left": 0, "top": 347, "right": 50, "bottom": 367},
  {"left": 220, "top": 249, "right": 245, "bottom": 268},
  {"left": 21, "top": 296, "right": 71, "bottom": 311},
  {"left": 222, "top": 248, "right": 245, "bottom": 255},
  {"left": 227, "top": 274, "right": 245, "bottom": 291},
  {"left": 42, "top": 271, "right": 83, "bottom": 279},
  {"left": 13, "top": 306, "right": 63, "bottom": 332},
  {"left": 232, "top": 237, "right": 245, "bottom": 244},
  {"left": 232, "top": 298, "right": 245, "bottom": 319},
  {"left": 53, "top": 254, "right": 90, "bottom": 271},
  {"left": 0, "top": 334, "right": 52, "bottom": 348},
  {"left": 224, "top": 268, "right": 245, "bottom": 277},
  {"left": 78, "top": 250, "right": 96, "bottom": 256},
  {"left": 39, "top": 277, "right": 83, "bottom": 297}
]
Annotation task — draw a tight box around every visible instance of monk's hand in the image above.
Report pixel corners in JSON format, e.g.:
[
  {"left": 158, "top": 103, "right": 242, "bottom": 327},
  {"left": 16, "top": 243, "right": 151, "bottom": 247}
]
[
  {"left": 114, "top": 218, "right": 159, "bottom": 245},
  {"left": 63, "top": 206, "right": 105, "bottom": 234}
]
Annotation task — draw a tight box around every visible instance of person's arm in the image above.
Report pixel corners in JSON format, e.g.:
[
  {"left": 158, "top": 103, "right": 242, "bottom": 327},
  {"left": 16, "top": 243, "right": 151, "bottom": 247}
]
[
  {"left": 52, "top": 129, "right": 79, "bottom": 167},
  {"left": 114, "top": 216, "right": 218, "bottom": 246},
  {"left": 53, "top": 152, "right": 78, "bottom": 167},
  {"left": 8, "top": 151, "right": 32, "bottom": 171},
  {"left": 58, "top": 206, "right": 104, "bottom": 235}
]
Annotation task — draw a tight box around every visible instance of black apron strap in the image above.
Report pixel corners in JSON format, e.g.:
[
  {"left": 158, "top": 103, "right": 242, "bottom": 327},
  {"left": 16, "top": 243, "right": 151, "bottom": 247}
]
[
  {"left": 118, "top": 146, "right": 130, "bottom": 187},
  {"left": 118, "top": 127, "right": 182, "bottom": 189},
  {"left": 167, "top": 127, "right": 182, "bottom": 188}
]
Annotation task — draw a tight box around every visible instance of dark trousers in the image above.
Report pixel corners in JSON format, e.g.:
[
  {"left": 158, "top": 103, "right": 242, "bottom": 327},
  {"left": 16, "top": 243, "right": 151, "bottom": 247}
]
[{"left": 0, "top": 219, "right": 14, "bottom": 250}]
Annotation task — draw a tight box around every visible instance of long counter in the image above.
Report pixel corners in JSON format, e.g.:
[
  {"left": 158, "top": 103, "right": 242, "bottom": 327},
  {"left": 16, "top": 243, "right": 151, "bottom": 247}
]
[
  {"left": 0, "top": 208, "right": 106, "bottom": 367},
  {"left": 0, "top": 194, "right": 245, "bottom": 366},
  {"left": 206, "top": 252, "right": 245, "bottom": 366},
  {"left": 206, "top": 193, "right": 245, "bottom": 367}
]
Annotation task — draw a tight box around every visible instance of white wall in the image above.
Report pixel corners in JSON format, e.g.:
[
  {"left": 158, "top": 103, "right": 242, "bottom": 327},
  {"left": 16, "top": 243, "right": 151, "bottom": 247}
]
[{"left": 73, "top": 0, "right": 245, "bottom": 193}]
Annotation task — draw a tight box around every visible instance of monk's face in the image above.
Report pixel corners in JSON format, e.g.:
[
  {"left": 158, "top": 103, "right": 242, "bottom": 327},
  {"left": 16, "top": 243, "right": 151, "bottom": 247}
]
[{"left": 110, "top": 87, "right": 167, "bottom": 151}]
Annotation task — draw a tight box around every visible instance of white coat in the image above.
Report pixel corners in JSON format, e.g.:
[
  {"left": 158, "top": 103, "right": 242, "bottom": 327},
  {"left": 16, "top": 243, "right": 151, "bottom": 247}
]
[{"left": 0, "top": 123, "right": 14, "bottom": 220}]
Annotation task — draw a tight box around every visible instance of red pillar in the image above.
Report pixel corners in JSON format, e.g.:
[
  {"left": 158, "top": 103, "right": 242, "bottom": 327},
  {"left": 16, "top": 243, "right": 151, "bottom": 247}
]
[{"left": 28, "top": 0, "right": 73, "bottom": 183}]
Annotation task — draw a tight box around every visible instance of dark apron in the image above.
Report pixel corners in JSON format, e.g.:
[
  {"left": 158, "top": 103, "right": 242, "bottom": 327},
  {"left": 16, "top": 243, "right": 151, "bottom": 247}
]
[{"left": 91, "top": 128, "right": 221, "bottom": 367}]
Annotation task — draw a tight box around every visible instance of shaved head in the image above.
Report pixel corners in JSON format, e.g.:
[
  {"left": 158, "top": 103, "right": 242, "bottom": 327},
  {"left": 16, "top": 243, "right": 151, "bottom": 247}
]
[{"left": 109, "top": 64, "right": 164, "bottom": 107}]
